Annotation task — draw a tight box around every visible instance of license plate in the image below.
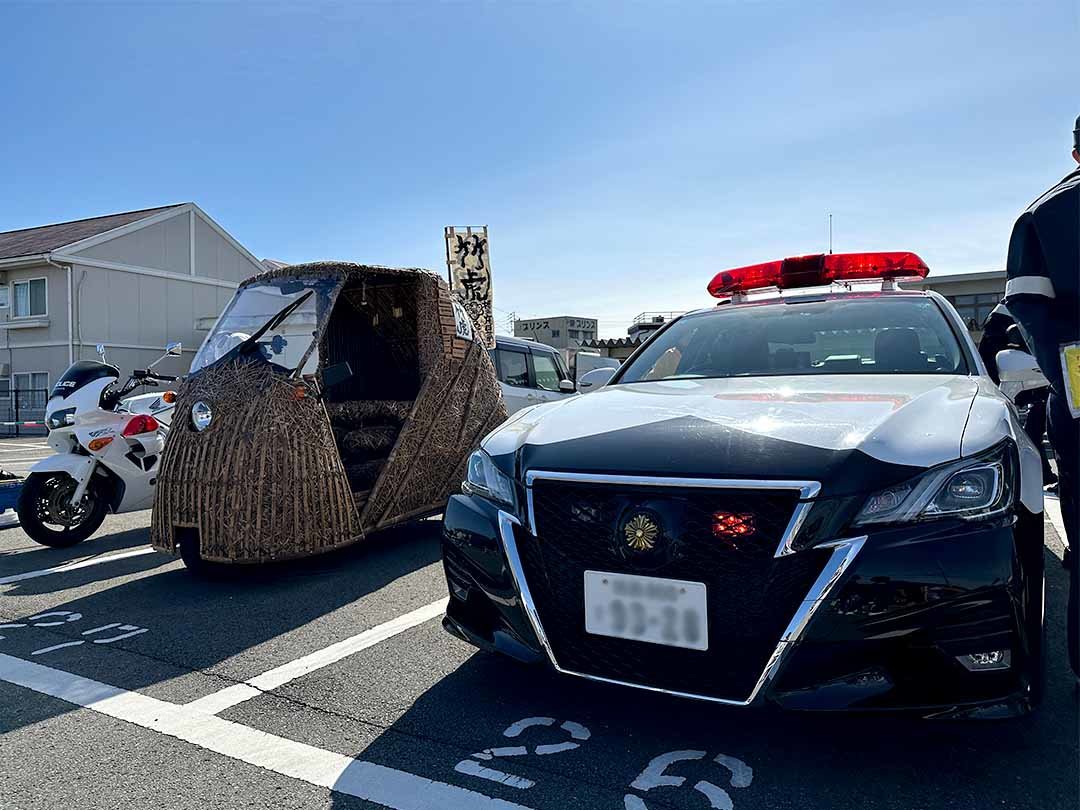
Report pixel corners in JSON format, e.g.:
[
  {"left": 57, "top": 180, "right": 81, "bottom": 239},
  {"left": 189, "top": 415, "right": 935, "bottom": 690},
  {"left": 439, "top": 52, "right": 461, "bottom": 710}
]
[{"left": 584, "top": 571, "right": 708, "bottom": 651}]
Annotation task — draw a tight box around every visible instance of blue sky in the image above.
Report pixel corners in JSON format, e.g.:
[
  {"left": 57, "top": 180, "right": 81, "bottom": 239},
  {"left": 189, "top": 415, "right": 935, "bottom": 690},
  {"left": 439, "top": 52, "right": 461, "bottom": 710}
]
[{"left": 1, "top": 1, "right": 1076, "bottom": 336}]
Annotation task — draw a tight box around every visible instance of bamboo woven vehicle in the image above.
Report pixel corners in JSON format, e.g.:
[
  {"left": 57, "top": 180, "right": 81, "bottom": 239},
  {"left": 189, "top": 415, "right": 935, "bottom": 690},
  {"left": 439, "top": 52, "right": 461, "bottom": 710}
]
[{"left": 150, "top": 261, "right": 508, "bottom": 570}]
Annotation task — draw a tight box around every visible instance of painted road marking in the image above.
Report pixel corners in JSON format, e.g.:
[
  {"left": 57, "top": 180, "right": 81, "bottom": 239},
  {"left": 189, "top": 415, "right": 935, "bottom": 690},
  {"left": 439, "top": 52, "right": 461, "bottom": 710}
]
[
  {"left": 0, "top": 652, "right": 531, "bottom": 810},
  {"left": 1045, "top": 498, "right": 1066, "bottom": 550},
  {"left": 0, "top": 546, "right": 157, "bottom": 586},
  {"left": 0, "top": 443, "right": 51, "bottom": 451},
  {"left": 186, "top": 597, "right": 449, "bottom": 715},
  {"left": 457, "top": 717, "right": 592, "bottom": 792}
]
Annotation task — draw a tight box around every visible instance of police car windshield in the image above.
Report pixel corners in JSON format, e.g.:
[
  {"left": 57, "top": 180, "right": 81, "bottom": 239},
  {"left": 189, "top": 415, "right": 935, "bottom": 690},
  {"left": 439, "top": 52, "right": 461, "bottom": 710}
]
[{"left": 618, "top": 297, "right": 968, "bottom": 383}]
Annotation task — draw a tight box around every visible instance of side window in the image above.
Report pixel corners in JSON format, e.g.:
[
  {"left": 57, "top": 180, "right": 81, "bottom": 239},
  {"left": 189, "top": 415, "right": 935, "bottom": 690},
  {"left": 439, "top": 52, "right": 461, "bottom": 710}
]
[
  {"left": 532, "top": 353, "right": 562, "bottom": 392},
  {"left": 497, "top": 349, "right": 530, "bottom": 388}
]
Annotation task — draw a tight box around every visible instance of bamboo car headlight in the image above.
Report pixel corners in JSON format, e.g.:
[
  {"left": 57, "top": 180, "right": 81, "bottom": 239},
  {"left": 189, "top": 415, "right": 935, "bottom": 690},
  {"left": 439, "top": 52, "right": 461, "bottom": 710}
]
[
  {"left": 854, "top": 443, "right": 1015, "bottom": 526},
  {"left": 463, "top": 449, "right": 517, "bottom": 511},
  {"left": 191, "top": 400, "right": 213, "bottom": 432}
]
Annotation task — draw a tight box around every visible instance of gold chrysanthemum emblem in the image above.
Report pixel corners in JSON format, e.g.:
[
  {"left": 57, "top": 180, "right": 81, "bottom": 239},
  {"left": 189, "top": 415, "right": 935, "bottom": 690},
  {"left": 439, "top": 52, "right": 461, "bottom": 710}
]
[{"left": 624, "top": 514, "right": 658, "bottom": 551}]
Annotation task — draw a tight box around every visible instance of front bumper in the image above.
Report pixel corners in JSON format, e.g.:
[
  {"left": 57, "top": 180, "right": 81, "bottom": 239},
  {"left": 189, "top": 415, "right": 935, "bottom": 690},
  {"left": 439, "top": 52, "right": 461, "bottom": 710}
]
[{"left": 441, "top": 492, "right": 1044, "bottom": 718}]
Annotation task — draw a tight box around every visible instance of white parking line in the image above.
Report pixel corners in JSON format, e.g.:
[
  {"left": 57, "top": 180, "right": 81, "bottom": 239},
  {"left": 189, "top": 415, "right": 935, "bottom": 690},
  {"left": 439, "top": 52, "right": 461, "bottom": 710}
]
[
  {"left": 0, "top": 652, "right": 530, "bottom": 809},
  {"left": 0, "top": 443, "right": 51, "bottom": 451},
  {"left": 1044, "top": 498, "right": 1066, "bottom": 551},
  {"left": 186, "top": 597, "right": 449, "bottom": 715},
  {"left": 0, "top": 546, "right": 158, "bottom": 586}
]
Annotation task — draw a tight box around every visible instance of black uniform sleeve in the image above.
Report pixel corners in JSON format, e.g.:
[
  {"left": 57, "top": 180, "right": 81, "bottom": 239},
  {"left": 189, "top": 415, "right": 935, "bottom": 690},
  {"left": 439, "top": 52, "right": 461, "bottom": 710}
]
[
  {"left": 977, "top": 310, "right": 1011, "bottom": 385},
  {"left": 1004, "top": 212, "right": 1064, "bottom": 394}
]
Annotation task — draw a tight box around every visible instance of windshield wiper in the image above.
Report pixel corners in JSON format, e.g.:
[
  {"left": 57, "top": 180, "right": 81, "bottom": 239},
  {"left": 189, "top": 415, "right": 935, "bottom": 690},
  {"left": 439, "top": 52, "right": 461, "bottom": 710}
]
[{"left": 234, "top": 290, "right": 314, "bottom": 359}]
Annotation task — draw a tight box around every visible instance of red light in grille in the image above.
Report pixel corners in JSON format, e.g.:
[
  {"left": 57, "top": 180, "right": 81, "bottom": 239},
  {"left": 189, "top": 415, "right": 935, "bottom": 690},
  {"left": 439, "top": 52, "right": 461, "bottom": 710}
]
[
  {"left": 707, "top": 251, "right": 929, "bottom": 298},
  {"left": 712, "top": 511, "right": 756, "bottom": 540}
]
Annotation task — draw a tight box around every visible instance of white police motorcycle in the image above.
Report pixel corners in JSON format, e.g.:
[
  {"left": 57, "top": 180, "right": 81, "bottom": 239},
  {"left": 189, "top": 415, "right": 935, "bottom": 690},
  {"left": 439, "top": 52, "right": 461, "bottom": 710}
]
[{"left": 16, "top": 343, "right": 181, "bottom": 547}]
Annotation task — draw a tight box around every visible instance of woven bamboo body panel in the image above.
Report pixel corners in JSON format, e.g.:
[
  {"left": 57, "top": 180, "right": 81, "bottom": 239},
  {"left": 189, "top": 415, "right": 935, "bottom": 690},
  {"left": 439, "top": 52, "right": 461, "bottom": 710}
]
[
  {"left": 346, "top": 266, "right": 508, "bottom": 528},
  {"left": 150, "top": 360, "right": 360, "bottom": 562}
]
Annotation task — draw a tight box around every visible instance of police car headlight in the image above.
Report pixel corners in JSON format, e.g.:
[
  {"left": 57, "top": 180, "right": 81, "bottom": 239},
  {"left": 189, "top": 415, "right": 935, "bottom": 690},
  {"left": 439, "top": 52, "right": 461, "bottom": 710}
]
[
  {"left": 854, "top": 443, "right": 1015, "bottom": 526},
  {"left": 463, "top": 449, "right": 517, "bottom": 511}
]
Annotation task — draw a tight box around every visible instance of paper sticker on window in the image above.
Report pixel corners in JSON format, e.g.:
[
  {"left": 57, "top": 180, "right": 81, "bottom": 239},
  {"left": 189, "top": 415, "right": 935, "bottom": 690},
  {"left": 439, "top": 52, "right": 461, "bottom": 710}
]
[
  {"left": 1060, "top": 342, "right": 1080, "bottom": 418},
  {"left": 452, "top": 298, "right": 475, "bottom": 342}
]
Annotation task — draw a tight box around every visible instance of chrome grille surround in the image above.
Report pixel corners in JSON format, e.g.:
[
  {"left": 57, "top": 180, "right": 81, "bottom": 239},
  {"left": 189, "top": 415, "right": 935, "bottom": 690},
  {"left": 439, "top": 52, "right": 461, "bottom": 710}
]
[{"left": 496, "top": 470, "right": 866, "bottom": 707}]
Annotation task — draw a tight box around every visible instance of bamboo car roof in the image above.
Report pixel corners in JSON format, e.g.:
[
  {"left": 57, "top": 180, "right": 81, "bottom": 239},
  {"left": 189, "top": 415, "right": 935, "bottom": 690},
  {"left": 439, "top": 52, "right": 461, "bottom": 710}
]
[{"left": 240, "top": 261, "right": 445, "bottom": 290}]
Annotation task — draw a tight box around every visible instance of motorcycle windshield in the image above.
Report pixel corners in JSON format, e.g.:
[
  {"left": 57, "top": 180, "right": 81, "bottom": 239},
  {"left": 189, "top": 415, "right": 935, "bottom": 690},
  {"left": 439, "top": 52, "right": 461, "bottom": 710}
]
[
  {"left": 191, "top": 277, "right": 339, "bottom": 376},
  {"left": 51, "top": 361, "right": 120, "bottom": 399}
]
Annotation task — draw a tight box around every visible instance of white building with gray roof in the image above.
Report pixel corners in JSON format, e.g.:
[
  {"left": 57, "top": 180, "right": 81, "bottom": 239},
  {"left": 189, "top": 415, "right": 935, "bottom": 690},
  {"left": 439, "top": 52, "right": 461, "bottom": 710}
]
[{"left": 0, "top": 203, "right": 262, "bottom": 425}]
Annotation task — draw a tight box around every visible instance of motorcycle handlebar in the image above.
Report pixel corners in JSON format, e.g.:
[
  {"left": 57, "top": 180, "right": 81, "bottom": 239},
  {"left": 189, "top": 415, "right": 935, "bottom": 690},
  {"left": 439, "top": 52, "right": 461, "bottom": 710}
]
[{"left": 132, "top": 370, "right": 179, "bottom": 383}]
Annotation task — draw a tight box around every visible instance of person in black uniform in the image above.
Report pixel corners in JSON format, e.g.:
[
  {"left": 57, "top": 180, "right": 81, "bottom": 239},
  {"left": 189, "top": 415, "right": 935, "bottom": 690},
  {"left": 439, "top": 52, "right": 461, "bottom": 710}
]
[
  {"left": 978, "top": 303, "right": 1057, "bottom": 487},
  {"left": 1003, "top": 115, "right": 1080, "bottom": 681}
]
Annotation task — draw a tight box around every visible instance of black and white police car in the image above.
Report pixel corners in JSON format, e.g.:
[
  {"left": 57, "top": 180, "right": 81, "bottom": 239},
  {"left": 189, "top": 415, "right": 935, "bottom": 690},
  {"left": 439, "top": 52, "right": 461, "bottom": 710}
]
[{"left": 441, "top": 252, "right": 1046, "bottom": 718}]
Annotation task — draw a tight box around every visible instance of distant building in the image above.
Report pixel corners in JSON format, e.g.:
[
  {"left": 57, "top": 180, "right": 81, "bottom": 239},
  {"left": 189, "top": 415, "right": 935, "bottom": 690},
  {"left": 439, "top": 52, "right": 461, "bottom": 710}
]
[
  {"left": 578, "top": 335, "right": 644, "bottom": 362},
  {"left": 0, "top": 203, "right": 262, "bottom": 424},
  {"left": 626, "top": 311, "right": 682, "bottom": 341},
  {"left": 580, "top": 310, "right": 684, "bottom": 363},
  {"left": 513, "top": 316, "right": 597, "bottom": 350},
  {"left": 904, "top": 269, "right": 1005, "bottom": 338}
]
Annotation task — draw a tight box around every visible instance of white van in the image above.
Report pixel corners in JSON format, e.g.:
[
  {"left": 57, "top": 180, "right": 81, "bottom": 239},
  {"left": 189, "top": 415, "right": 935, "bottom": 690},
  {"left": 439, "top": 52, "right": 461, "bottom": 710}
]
[{"left": 489, "top": 336, "right": 577, "bottom": 414}]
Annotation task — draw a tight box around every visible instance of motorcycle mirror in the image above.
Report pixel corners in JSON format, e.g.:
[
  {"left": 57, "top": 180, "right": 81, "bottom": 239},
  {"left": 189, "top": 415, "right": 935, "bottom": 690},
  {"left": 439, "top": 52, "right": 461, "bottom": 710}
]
[
  {"left": 150, "top": 342, "right": 183, "bottom": 369},
  {"left": 96, "top": 343, "right": 107, "bottom": 362}
]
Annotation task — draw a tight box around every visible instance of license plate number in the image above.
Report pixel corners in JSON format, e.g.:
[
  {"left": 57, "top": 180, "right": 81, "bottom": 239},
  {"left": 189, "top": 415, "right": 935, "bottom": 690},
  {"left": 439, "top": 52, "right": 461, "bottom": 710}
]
[{"left": 583, "top": 571, "right": 708, "bottom": 651}]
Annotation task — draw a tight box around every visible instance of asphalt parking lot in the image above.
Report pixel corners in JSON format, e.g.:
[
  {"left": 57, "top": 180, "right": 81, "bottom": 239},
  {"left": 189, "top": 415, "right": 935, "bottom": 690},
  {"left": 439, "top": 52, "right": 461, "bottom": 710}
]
[{"left": 0, "top": 440, "right": 1077, "bottom": 810}]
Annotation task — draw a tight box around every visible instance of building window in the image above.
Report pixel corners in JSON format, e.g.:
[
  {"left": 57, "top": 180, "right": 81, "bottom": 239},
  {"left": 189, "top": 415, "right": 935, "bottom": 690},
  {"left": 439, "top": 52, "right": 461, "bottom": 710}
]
[
  {"left": 0, "top": 287, "right": 8, "bottom": 308},
  {"left": 947, "top": 293, "right": 1001, "bottom": 330},
  {"left": 568, "top": 329, "right": 580, "bottom": 339},
  {"left": 0, "top": 379, "right": 9, "bottom": 399},
  {"left": 12, "top": 278, "right": 47, "bottom": 318},
  {"left": 550, "top": 329, "right": 560, "bottom": 338},
  {"left": 13, "top": 372, "right": 48, "bottom": 392}
]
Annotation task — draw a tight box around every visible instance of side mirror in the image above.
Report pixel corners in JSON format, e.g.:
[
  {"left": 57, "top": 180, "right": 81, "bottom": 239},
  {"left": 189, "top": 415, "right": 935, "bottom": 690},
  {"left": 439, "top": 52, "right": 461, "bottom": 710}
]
[
  {"left": 578, "top": 367, "right": 616, "bottom": 392},
  {"left": 96, "top": 343, "right": 107, "bottom": 362},
  {"left": 558, "top": 379, "right": 576, "bottom": 394},
  {"left": 322, "top": 361, "right": 353, "bottom": 388},
  {"left": 165, "top": 341, "right": 182, "bottom": 357},
  {"left": 995, "top": 349, "right": 1047, "bottom": 385}
]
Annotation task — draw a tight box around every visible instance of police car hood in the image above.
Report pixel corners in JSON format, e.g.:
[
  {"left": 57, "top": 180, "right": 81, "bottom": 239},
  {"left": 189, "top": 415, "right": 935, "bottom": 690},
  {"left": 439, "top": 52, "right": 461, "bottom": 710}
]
[{"left": 484, "top": 374, "right": 984, "bottom": 496}]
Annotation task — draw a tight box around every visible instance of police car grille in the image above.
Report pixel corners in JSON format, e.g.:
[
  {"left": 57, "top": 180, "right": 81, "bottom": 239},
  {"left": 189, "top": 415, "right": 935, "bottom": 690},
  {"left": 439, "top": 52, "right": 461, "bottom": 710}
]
[{"left": 521, "top": 479, "right": 830, "bottom": 702}]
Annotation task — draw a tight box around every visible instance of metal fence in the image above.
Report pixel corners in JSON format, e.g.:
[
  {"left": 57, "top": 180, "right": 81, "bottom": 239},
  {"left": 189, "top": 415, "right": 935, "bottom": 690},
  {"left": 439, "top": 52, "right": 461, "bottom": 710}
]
[{"left": 0, "top": 389, "right": 50, "bottom": 436}]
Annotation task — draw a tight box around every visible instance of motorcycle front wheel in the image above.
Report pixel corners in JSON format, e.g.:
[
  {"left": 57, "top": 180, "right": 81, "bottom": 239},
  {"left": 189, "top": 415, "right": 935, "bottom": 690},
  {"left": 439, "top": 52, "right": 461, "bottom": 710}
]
[{"left": 16, "top": 473, "right": 109, "bottom": 548}]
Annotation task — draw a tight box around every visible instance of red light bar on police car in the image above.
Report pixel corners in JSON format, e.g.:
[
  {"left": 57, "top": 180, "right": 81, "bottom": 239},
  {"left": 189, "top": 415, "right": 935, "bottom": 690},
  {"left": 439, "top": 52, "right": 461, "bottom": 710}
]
[{"left": 707, "top": 251, "right": 929, "bottom": 298}]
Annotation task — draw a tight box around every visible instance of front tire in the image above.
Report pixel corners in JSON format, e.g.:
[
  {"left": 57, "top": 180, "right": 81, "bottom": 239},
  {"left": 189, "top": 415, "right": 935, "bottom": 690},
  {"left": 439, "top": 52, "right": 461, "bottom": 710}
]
[{"left": 16, "top": 473, "right": 109, "bottom": 548}]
